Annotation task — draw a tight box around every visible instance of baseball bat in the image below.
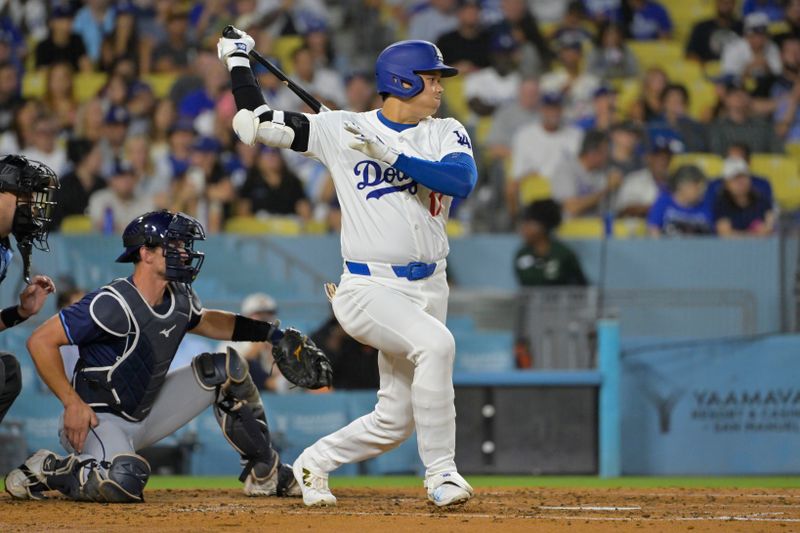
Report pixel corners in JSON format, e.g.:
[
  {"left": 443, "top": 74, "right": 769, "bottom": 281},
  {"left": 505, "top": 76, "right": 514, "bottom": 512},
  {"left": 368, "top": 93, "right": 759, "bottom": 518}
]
[{"left": 222, "top": 25, "right": 330, "bottom": 114}]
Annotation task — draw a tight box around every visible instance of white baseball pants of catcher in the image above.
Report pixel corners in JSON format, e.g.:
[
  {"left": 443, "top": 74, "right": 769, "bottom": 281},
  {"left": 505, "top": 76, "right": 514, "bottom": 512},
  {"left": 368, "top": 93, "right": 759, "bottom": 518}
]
[{"left": 303, "top": 261, "right": 458, "bottom": 479}]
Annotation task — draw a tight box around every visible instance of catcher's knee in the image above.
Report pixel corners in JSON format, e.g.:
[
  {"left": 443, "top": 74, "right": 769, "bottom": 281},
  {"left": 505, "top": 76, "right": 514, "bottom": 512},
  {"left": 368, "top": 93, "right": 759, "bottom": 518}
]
[
  {"left": 192, "top": 347, "right": 251, "bottom": 392},
  {"left": 97, "top": 453, "right": 151, "bottom": 503}
]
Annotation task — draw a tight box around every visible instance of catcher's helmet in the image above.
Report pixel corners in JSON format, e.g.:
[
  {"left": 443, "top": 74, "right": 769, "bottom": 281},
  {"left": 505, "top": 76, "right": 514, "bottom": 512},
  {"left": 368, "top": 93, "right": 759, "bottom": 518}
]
[
  {"left": 375, "top": 40, "right": 458, "bottom": 98},
  {"left": 116, "top": 210, "right": 205, "bottom": 284}
]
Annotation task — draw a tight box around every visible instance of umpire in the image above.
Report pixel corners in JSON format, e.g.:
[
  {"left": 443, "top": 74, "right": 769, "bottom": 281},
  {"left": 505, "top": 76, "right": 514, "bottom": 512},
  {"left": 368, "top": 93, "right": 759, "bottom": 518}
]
[{"left": 0, "top": 155, "right": 60, "bottom": 424}]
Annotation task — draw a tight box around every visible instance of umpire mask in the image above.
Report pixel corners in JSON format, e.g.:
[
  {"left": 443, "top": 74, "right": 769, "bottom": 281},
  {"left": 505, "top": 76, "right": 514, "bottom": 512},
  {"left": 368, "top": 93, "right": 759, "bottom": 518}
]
[{"left": 0, "top": 155, "right": 59, "bottom": 282}]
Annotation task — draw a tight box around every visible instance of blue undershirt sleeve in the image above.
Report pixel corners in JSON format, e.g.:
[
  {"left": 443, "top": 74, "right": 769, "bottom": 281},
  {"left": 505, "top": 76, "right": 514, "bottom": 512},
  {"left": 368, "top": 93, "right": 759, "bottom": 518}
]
[{"left": 392, "top": 152, "right": 478, "bottom": 199}]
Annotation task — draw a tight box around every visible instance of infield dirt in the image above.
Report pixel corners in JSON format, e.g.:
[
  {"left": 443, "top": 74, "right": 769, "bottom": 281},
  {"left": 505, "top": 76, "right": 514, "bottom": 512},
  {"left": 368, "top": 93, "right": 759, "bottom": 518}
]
[{"left": 3, "top": 486, "right": 800, "bottom": 531}]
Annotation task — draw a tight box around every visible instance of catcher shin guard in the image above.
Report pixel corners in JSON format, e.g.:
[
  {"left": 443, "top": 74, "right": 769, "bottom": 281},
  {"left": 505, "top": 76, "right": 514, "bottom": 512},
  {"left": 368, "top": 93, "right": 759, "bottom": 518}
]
[
  {"left": 96, "top": 454, "right": 151, "bottom": 503},
  {"left": 192, "top": 348, "right": 276, "bottom": 481},
  {"left": 38, "top": 452, "right": 149, "bottom": 503}
]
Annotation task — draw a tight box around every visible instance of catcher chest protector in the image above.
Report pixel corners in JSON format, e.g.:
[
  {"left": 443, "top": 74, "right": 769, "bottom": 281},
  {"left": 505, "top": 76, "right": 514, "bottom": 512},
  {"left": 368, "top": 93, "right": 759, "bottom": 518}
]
[
  {"left": 73, "top": 278, "right": 193, "bottom": 421},
  {"left": 375, "top": 40, "right": 458, "bottom": 98}
]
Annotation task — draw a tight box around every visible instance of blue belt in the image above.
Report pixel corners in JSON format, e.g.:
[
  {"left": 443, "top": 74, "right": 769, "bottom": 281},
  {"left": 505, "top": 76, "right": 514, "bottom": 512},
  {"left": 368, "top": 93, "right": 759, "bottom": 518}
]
[{"left": 346, "top": 261, "right": 437, "bottom": 281}]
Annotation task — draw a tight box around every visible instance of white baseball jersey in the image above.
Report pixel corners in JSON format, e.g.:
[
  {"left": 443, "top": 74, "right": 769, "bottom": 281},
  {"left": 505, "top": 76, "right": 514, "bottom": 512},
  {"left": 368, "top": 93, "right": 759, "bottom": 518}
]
[{"left": 304, "top": 109, "right": 474, "bottom": 265}]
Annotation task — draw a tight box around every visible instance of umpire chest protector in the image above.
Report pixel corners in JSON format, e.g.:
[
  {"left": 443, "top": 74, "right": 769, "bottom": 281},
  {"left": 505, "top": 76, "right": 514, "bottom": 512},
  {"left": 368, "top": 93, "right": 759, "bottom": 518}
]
[{"left": 74, "top": 278, "right": 195, "bottom": 421}]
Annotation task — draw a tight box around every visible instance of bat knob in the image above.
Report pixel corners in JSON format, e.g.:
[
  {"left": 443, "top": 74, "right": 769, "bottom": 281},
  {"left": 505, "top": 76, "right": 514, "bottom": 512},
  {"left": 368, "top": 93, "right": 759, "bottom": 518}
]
[{"left": 222, "top": 25, "right": 240, "bottom": 39}]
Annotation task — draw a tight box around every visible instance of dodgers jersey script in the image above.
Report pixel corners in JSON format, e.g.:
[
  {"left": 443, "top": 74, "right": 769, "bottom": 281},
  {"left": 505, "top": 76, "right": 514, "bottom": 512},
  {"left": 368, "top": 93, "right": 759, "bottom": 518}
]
[{"left": 305, "top": 109, "right": 473, "bottom": 265}]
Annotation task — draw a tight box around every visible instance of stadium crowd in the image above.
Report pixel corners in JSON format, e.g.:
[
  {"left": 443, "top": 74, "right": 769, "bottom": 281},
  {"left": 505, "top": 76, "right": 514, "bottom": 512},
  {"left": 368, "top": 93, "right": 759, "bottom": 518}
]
[{"left": 0, "top": 0, "right": 798, "bottom": 239}]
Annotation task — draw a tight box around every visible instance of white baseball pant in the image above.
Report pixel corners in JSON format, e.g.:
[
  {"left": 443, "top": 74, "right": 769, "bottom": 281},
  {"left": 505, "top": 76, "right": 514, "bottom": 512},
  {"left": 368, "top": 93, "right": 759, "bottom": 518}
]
[{"left": 303, "top": 263, "right": 458, "bottom": 479}]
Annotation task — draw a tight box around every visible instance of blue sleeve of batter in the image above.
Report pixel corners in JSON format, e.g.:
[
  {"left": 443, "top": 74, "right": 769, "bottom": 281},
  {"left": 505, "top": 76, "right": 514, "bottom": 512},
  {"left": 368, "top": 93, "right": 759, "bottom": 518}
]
[{"left": 392, "top": 152, "right": 477, "bottom": 199}]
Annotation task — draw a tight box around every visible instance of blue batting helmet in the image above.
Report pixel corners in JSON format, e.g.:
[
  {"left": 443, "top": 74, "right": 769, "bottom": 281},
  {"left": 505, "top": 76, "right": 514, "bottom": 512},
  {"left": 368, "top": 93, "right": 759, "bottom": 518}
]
[
  {"left": 375, "top": 40, "right": 458, "bottom": 98},
  {"left": 116, "top": 210, "right": 206, "bottom": 284}
]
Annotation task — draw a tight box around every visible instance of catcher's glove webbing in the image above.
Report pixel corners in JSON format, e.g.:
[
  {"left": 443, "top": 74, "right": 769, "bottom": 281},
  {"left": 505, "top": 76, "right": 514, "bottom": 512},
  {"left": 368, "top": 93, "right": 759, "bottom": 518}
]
[{"left": 272, "top": 328, "right": 333, "bottom": 389}]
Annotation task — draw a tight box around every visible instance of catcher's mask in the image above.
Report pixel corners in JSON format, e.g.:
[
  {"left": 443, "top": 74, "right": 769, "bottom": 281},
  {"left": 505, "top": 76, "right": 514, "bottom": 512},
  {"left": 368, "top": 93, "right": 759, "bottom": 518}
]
[
  {"left": 0, "top": 155, "right": 59, "bottom": 283},
  {"left": 116, "top": 210, "right": 206, "bottom": 284}
]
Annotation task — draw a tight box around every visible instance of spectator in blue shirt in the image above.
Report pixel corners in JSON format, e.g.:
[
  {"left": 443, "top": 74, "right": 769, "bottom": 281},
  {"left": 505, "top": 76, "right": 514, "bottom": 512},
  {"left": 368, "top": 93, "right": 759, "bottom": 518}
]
[
  {"left": 712, "top": 157, "right": 775, "bottom": 237},
  {"left": 621, "top": 0, "right": 672, "bottom": 41},
  {"left": 705, "top": 142, "right": 774, "bottom": 205},
  {"left": 647, "top": 165, "right": 713, "bottom": 237},
  {"left": 72, "top": 0, "right": 116, "bottom": 64}
]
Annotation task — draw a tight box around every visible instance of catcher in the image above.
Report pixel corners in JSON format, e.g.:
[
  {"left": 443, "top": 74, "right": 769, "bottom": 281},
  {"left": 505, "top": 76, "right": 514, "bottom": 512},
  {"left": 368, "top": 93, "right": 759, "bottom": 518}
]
[{"left": 4, "top": 210, "right": 332, "bottom": 503}]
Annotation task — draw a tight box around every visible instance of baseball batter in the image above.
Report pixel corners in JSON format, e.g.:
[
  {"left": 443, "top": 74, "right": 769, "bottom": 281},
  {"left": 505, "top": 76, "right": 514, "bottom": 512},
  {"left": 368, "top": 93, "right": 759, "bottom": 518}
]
[
  {"left": 218, "top": 28, "right": 478, "bottom": 506},
  {"left": 4, "top": 210, "right": 331, "bottom": 502}
]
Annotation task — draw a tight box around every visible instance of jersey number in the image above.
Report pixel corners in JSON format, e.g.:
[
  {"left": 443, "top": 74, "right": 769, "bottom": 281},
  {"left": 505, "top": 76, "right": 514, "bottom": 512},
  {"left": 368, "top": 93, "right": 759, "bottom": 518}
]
[{"left": 429, "top": 192, "right": 444, "bottom": 216}]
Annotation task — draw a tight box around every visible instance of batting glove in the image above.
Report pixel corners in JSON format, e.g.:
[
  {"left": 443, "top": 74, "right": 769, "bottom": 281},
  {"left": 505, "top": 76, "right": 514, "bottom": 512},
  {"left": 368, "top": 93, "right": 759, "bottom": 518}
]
[
  {"left": 344, "top": 121, "right": 400, "bottom": 165},
  {"left": 217, "top": 27, "right": 255, "bottom": 70}
]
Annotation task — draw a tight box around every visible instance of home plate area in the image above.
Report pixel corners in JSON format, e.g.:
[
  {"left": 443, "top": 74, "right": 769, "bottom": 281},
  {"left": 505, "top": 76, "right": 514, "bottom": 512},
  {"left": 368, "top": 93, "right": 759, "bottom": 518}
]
[{"left": 3, "top": 487, "right": 800, "bottom": 532}]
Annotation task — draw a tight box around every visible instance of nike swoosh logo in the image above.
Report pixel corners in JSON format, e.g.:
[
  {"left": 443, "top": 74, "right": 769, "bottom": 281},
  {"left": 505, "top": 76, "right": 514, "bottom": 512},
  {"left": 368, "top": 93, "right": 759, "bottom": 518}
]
[{"left": 159, "top": 324, "right": 177, "bottom": 338}]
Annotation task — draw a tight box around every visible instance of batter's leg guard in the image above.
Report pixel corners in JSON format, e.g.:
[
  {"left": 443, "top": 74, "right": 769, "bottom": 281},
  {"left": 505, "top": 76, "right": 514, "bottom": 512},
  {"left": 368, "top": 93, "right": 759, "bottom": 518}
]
[
  {"left": 0, "top": 352, "right": 22, "bottom": 424},
  {"left": 192, "top": 348, "right": 278, "bottom": 484}
]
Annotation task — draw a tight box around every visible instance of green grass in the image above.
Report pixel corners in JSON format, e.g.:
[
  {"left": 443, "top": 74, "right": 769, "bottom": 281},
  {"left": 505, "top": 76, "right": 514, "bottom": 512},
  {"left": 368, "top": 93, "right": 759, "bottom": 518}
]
[
  {"left": 5, "top": 475, "right": 800, "bottom": 493},
  {"left": 142, "top": 475, "right": 800, "bottom": 490}
]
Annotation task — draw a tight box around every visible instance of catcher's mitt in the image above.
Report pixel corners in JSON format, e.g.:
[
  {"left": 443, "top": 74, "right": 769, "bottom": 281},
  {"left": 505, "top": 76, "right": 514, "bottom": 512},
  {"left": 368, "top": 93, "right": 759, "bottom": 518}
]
[{"left": 272, "top": 328, "right": 333, "bottom": 389}]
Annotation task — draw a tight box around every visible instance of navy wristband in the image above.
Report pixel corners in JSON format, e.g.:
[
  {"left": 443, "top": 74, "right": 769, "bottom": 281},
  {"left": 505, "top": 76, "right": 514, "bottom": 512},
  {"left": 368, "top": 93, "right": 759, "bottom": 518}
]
[{"left": 1, "top": 306, "right": 27, "bottom": 328}]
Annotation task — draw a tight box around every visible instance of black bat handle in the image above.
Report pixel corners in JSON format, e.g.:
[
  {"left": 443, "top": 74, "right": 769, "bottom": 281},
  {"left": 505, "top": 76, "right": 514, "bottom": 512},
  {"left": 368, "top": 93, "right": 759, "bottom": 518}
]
[{"left": 222, "top": 25, "right": 239, "bottom": 39}]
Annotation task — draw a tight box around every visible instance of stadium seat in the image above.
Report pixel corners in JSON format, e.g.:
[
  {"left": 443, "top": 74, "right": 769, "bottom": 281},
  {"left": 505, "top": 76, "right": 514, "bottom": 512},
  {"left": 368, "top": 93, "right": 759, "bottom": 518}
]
[
  {"left": 686, "top": 79, "right": 718, "bottom": 121},
  {"left": 628, "top": 41, "right": 683, "bottom": 71},
  {"left": 21, "top": 71, "right": 45, "bottom": 99},
  {"left": 518, "top": 175, "right": 552, "bottom": 205},
  {"left": 446, "top": 219, "right": 465, "bottom": 237},
  {"left": 703, "top": 61, "right": 722, "bottom": 79},
  {"left": 557, "top": 217, "right": 645, "bottom": 239},
  {"left": 615, "top": 217, "right": 648, "bottom": 238},
  {"left": 558, "top": 217, "right": 604, "bottom": 239},
  {"left": 73, "top": 72, "right": 108, "bottom": 102},
  {"left": 224, "top": 216, "right": 302, "bottom": 235},
  {"left": 272, "top": 36, "right": 304, "bottom": 75},
  {"left": 670, "top": 152, "right": 724, "bottom": 178},
  {"left": 662, "top": 60, "right": 704, "bottom": 85},
  {"left": 664, "top": 0, "right": 715, "bottom": 43},
  {"left": 475, "top": 115, "right": 494, "bottom": 145},
  {"left": 59, "top": 215, "right": 94, "bottom": 234},
  {"left": 750, "top": 154, "right": 800, "bottom": 210},
  {"left": 441, "top": 76, "right": 468, "bottom": 123},
  {"left": 786, "top": 143, "right": 800, "bottom": 159},
  {"left": 303, "top": 219, "right": 328, "bottom": 235},
  {"left": 142, "top": 73, "right": 178, "bottom": 98},
  {"left": 615, "top": 79, "right": 642, "bottom": 117}
]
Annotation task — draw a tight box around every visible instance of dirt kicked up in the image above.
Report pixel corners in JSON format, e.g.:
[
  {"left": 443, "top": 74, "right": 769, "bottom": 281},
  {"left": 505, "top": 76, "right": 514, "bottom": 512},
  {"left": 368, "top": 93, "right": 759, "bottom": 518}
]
[{"left": 3, "top": 487, "right": 800, "bottom": 532}]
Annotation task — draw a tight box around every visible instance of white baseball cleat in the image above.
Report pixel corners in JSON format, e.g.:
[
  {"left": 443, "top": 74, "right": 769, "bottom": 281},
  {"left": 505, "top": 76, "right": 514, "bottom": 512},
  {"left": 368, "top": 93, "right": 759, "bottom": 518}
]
[
  {"left": 4, "top": 449, "right": 64, "bottom": 500},
  {"left": 425, "top": 471, "right": 474, "bottom": 507},
  {"left": 292, "top": 452, "right": 337, "bottom": 506}
]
